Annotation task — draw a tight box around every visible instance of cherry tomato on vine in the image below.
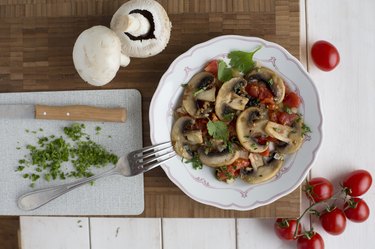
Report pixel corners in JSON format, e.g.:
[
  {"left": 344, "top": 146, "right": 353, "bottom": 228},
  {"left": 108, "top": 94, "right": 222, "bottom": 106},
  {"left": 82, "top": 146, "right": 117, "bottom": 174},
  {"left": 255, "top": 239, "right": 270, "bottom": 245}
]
[
  {"left": 305, "top": 177, "right": 334, "bottom": 202},
  {"left": 311, "top": 40, "right": 340, "bottom": 71},
  {"left": 344, "top": 198, "right": 370, "bottom": 223},
  {"left": 274, "top": 218, "right": 301, "bottom": 240},
  {"left": 297, "top": 232, "right": 324, "bottom": 249},
  {"left": 342, "top": 169, "right": 372, "bottom": 197},
  {"left": 320, "top": 207, "right": 347, "bottom": 235}
]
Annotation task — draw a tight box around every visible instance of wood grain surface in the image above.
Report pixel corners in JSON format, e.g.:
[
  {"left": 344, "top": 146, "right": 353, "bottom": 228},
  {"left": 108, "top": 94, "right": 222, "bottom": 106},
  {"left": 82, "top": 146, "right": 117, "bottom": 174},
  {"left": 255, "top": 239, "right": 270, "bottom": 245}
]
[{"left": 0, "top": 0, "right": 301, "bottom": 218}]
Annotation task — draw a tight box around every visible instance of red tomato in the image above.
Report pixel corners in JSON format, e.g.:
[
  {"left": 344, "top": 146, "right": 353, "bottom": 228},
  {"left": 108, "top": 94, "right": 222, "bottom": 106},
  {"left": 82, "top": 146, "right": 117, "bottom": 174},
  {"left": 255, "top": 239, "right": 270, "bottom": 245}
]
[
  {"left": 268, "top": 111, "right": 278, "bottom": 123},
  {"left": 274, "top": 218, "right": 301, "bottom": 240},
  {"left": 245, "top": 84, "right": 260, "bottom": 98},
  {"left": 297, "top": 232, "right": 324, "bottom": 249},
  {"left": 344, "top": 198, "right": 370, "bottom": 223},
  {"left": 311, "top": 40, "right": 340, "bottom": 71},
  {"left": 343, "top": 169, "right": 372, "bottom": 197},
  {"left": 232, "top": 158, "right": 250, "bottom": 168},
  {"left": 283, "top": 92, "right": 301, "bottom": 108},
  {"left": 259, "top": 148, "right": 270, "bottom": 157},
  {"left": 320, "top": 207, "right": 347, "bottom": 235},
  {"left": 277, "top": 112, "right": 299, "bottom": 126},
  {"left": 216, "top": 159, "right": 250, "bottom": 182},
  {"left": 204, "top": 60, "right": 218, "bottom": 76},
  {"left": 305, "top": 177, "right": 334, "bottom": 203}
]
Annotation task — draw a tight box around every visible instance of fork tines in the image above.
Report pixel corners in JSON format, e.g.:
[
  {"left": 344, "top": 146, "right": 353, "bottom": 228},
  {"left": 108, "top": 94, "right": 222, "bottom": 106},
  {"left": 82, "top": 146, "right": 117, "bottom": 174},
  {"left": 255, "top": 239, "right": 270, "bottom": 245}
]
[{"left": 127, "top": 141, "right": 176, "bottom": 172}]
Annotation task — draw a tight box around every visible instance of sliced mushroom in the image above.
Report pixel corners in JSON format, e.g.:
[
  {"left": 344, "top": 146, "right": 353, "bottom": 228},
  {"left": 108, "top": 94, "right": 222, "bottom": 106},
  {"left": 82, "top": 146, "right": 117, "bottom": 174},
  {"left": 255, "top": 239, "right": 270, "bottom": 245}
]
[
  {"left": 236, "top": 107, "right": 269, "bottom": 153},
  {"left": 265, "top": 121, "right": 293, "bottom": 143},
  {"left": 215, "top": 77, "right": 249, "bottom": 121},
  {"left": 171, "top": 116, "right": 201, "bottom": 160},
  {"left": 241, "top": 153, "right": 284, "bottom": 184},
  {"left": 248, "top": 153, "right": 264, "bottom": 169},
  {"left": 195, "top": 87, "right": 216, "bottom": 102},
  {"left": 276, "top": 118, "right": 304, "bottom": 154},
  {"left": 182, "top": 72, "right": 216, "bottom": 118},
  {"left": 246, "top": 67, "right": 285, "bottom": 104},
  {"left": 198, "top": 147, "right": 239, "bottom": 168}
]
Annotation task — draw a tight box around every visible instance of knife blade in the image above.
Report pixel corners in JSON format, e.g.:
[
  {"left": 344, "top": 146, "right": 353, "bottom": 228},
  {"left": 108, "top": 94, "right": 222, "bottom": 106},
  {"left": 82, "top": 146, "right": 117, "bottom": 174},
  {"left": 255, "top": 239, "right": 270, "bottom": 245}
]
[{"left": 0, "top": 104, "right": 127, "bottom": 123}]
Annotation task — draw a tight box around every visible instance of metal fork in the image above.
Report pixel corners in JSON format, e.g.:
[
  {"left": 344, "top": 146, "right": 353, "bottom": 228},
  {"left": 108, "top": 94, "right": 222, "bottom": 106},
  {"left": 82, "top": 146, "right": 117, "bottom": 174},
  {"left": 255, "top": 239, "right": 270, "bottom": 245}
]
[{"left": 17, "top": 141, "right": 176, "bottom": 211}]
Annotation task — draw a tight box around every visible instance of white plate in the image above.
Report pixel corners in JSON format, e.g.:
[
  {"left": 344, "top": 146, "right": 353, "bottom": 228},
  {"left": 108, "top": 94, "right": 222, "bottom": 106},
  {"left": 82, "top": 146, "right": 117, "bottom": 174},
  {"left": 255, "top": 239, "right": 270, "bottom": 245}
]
[{"left": 149, "top": 35, "right": 322, "bottom": 210}]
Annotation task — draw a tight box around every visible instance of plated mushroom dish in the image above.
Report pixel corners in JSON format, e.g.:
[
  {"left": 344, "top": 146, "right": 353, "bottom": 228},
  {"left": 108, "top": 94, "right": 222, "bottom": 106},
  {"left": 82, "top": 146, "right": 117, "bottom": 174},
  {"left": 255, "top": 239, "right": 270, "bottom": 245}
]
[{"left": 171, "top": 47, "right": 311, "bottom": 184}]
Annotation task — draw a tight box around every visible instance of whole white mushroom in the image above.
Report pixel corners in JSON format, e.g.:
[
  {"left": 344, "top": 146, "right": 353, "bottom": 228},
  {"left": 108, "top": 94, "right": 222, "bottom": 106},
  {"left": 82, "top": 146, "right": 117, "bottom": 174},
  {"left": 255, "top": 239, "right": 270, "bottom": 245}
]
[
  {"left": 72, "top": 25, "right": 130, "bottom": 86},
  {"left": 110, "top": 0, "right": 172, "bottom": 58}
]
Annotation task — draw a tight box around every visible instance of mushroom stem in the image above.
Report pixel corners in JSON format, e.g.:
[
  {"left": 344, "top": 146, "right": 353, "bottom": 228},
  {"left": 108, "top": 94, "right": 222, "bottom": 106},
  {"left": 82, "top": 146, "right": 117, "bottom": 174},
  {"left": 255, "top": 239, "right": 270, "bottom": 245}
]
[
  {"left": 113, "top": 13, "right": 150, "bottom": 37},
  {"left": 120, "top": 54, "right": 130, "bottom": 67}
]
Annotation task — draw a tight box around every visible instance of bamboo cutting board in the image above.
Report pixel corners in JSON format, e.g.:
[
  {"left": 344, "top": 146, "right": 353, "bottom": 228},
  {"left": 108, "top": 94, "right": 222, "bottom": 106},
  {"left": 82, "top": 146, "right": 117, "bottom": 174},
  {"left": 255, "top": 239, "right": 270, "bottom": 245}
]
[{"left": 0, "top": 0, "right": 301, "bottom": 218}]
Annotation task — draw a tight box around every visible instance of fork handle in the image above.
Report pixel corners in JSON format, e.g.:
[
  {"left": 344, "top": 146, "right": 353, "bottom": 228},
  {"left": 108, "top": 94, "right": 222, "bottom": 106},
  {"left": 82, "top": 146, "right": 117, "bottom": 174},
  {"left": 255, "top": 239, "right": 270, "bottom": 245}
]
[{"left": 18, "top": 168, "right": 118, "bottom": 211}]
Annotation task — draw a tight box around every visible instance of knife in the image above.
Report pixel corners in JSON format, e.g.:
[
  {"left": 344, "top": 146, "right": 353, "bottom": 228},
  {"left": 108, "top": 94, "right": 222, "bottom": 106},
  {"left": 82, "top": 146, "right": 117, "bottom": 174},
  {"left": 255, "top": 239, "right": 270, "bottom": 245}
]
[{"left": 0, "top": 104, "right": 127, "bottom": 123}]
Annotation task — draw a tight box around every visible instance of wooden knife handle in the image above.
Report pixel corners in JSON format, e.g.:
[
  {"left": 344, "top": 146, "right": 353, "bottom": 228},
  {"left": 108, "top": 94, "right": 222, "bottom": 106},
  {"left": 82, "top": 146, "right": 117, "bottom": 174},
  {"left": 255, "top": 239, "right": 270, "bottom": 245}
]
[{"left": 35, "top": 105, "right": 127, "bottom": 123}]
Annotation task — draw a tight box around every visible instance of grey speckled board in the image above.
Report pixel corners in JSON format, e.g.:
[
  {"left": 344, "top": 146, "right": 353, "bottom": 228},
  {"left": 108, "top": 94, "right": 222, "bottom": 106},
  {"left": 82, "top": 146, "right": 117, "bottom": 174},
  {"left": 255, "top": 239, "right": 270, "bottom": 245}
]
[{"left": 0, "top": 89, "right": 143, "bottom": 215}]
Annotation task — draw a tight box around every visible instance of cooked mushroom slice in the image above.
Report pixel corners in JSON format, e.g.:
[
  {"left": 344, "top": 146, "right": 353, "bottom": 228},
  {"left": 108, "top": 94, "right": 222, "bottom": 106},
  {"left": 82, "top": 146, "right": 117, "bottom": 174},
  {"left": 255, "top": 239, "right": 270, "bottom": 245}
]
[
  {"left": 276, "top": 118, "right": 304, "bottom": 154},
  {"left": 215, "top": 77, "right": 249, "bottom": 121},
  {"left": 110, "top": 0, "right": 172, "bottom": 58},
  {"left": 246, "top": 67, "right": 286, "bottom": 104},
  {"left": 241, "top": 153, "right": 284, "bottom": 184},
  {"left": 171, "top": 116, "right": 202, "bottom": 159},
  {"left": 198, "top": 148, "right": 240, "bottom": 168},
  {"left": 182, "top": 72, "right": 216, "bottom": 118},
  {"left": 248, "top": 153, "right": 264, "bottom": 169},
  {"left": 265, "top": 121, "right": 293, "bottom": 143},
  {"left": 236, "top": 107, "right": 269, "bottom": 153},
  {"left": 195, "top": 87, "right": 216, "bottom": 102}
]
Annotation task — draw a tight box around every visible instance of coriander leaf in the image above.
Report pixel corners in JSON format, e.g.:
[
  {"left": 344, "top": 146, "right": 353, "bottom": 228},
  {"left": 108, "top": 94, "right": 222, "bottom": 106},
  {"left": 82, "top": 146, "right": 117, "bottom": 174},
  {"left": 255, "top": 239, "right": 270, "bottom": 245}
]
[
  {"left": 207, "top": 120, "right": 229, "bottom": 141},
  {"left": 302, "top": 123, "right": 312, "bottom": 135},
  {"left": 228, "top": 46, "right": 261, "bottom": 74},
  {"left": 217, "top": 60, "right": 233, "bottom": 82},
  {"left": 185, "top": 154, "right": 203, "bottom": 170}
]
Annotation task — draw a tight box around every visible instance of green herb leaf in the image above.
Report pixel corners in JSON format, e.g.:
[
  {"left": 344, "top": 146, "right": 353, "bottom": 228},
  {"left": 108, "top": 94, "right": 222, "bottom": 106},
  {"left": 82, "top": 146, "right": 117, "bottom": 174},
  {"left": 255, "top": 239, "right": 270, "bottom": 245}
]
[
  {"left": 217, "top": 60, "right": 233, "bottom": 82},
  {"left": 228, "top": 46, "right": 261, "bottom": 74},
  {"left": 185, "top": 154, "right": 203, "bottom": 170},
  {"left": 302, "top": 123, "right": 312, "bottom": 135},
  {"left": 207, "top": 120, "right": 229, "bottom": 141}
]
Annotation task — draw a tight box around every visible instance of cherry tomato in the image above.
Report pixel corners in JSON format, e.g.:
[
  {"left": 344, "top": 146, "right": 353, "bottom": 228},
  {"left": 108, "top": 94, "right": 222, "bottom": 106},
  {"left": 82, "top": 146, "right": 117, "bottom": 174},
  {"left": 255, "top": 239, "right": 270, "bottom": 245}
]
[
  {"left": 204, "top": 60, "right": 218, "bottom": 76},
  {"left": 305, "top": 177, "right": 334, "bottom": 203},
  {"left": 259, "top": 147, "right": 270, "bottom": 157},
  {"left": 311, "top": 40, "right": 340, "bottom": 71},
  {"left": 297, "top": 232, "right": 324, "bottom": 249},
  {"left": 320, "top": 207, "right": 346, "bottom": 235},
  {"left": 283, "top": 92, "right": 301, "bottom": 108},
  {"left": 344, "top": 198, "right": 370, "bottom": 223},
  {"left": 245, "top": 84, "right": 260, "bottom": 98},
  {"left": 342, "top": 169, "right": 372, "bottom": 197},
  {"left": 274, "top": 218, "right": 301, "bottom": 240}
]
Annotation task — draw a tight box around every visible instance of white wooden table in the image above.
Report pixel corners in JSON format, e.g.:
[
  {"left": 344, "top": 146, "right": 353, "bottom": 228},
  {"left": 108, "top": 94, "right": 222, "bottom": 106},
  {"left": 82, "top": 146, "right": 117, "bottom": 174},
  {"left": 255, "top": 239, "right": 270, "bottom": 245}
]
[{"left": 19, "top": 0, "right": 375, "bottom": 248}]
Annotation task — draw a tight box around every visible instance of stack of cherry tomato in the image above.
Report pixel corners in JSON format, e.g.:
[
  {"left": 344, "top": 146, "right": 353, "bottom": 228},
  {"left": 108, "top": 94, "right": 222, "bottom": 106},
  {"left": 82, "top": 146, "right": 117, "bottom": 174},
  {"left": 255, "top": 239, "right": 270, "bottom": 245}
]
[{"left": 274, "top": 169, "right": 372, "bottom": 249}]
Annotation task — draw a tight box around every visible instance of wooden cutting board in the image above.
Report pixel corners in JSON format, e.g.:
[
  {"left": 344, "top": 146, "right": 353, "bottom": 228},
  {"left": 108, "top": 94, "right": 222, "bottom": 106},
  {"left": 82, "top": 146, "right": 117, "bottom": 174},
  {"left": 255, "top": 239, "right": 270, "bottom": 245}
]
[{"left": 0, "top": 0, "right": 301, "bottom": 218}]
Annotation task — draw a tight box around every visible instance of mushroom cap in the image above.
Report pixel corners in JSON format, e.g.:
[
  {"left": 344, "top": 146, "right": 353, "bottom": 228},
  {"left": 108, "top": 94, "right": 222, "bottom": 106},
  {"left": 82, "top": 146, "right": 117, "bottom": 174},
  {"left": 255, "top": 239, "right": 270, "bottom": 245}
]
[
  {"left": 110, "top": 0, "right": 172, "bottom": 58},
  {"left": 215, "top": 77, "right": 248, "bottom": 121},
  {"left": 171, "top": 116, "right": 196, "bottom": 159},
  {"left": 241, "top": 156, "right": 284, "bottom": 184},
  {"left": 182, "top": 72, "right": 216, "bottom": 118},
  {"left": 236, "top": 107, "right": 269, "bottom": 153},
  {"left": 246, "top": 67, "right": 286, "bottom": 104},
  {"left": 72, "top": 25, "right": 129, "bottom": 86},
  {"left": 198, "top": 147, "right": 240, "bottom": 168}
]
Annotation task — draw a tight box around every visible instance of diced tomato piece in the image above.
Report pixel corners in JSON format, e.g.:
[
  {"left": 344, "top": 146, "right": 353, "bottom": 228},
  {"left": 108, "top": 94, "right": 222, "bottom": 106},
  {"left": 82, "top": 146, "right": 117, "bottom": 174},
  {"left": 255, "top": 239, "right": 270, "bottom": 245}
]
[
  {"left": 277, "top": 112, "right": 299, "bottom": 126},
  {"left": 259, "top": 148, "right": 270, "bottom": 157},
  {"left": 232, "top": 158, "right": 251, "bottom": 168},
  {"left": 245, "top": 84, "right": 260, "bottom": 98},
  {"left": 193, "top": 118, "right": 208, "bottom": 134},
  {"left": 258, "top": 85, "right": 273, "bottom": 100},
  {"left": 269, "top": 111, "right": 279, "bottom": 123},
  {"left": 204, "top": 60, "right": 218, "bottom": 76},
  {"left": 283, "top": 92, "right": 301, "bottom": 108}
]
